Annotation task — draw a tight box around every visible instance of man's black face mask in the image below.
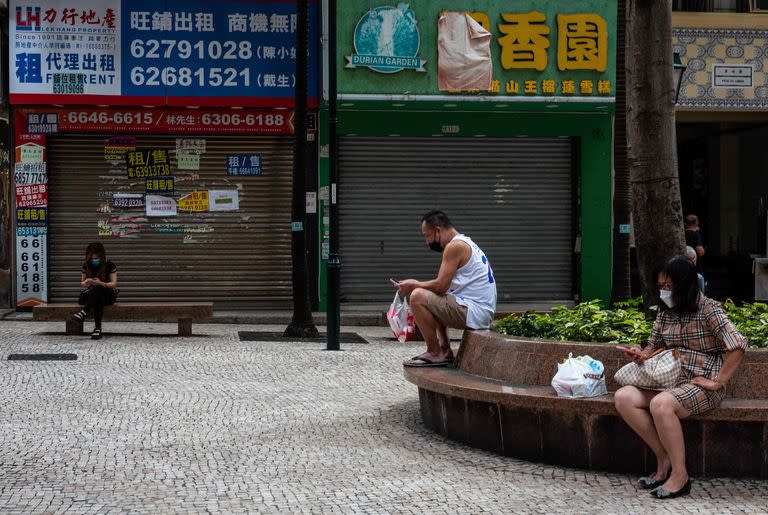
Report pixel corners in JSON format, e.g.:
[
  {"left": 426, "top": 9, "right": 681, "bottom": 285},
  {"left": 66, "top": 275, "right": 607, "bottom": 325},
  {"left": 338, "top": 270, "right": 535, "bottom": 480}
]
[{"left": 428, "top": 230, "right": 443, "bottom": 253}]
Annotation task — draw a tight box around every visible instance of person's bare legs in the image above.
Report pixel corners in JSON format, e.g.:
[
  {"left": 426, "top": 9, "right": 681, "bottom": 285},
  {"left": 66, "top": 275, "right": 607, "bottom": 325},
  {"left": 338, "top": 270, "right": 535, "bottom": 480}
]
[
  {"left": 403, "top": 288, "right": 452, "bottom": 364},
  {"left": 435, "top": 321, "right": 452, "bottom": 358},
  {"left": 649, "top": 392, "right": 691, "bottom": 492},
  {"left": 614, "top": 386, "right": 671, "bottom": 479}
]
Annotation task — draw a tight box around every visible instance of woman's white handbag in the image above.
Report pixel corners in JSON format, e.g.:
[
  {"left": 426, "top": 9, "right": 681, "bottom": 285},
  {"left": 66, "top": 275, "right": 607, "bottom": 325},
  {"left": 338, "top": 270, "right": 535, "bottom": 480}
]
[{"left": 614, "top": 348, "right": 681, "bottom": 390}]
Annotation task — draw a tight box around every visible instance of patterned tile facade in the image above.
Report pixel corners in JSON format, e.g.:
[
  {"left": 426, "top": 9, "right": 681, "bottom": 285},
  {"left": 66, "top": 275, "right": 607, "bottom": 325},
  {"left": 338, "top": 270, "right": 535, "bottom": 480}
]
[{"left": 673, "top": 28, "right": 768, "bottom": 109}]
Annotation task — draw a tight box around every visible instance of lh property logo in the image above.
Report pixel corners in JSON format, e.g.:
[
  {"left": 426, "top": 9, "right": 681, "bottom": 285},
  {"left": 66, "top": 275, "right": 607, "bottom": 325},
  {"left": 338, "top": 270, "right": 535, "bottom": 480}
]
[{"left": 15, "top": 6, "right": 41, "bottom": 31}]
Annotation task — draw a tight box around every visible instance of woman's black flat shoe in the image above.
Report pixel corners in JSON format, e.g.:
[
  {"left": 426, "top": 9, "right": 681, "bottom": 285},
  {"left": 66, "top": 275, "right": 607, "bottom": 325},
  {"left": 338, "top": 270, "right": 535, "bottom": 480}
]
[
  {"left": 91, "top": 329, "right": 102, "bottom": 340},
  {"left": 650, "top": 479, "right": 691, "bottom": 499},
  {"left": 638, "top": 475, "right": 668, "bottom": 490}
]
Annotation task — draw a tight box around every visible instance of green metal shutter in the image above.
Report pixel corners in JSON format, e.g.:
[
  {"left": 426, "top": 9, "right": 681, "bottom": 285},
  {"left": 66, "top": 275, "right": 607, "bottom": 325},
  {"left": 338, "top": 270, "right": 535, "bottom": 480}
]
[
  {"left": 46, "top": 133, "right": 293, "bottom": 309},
  {"left": 339, "top": 136, "right": 575, "bottom": 303}
]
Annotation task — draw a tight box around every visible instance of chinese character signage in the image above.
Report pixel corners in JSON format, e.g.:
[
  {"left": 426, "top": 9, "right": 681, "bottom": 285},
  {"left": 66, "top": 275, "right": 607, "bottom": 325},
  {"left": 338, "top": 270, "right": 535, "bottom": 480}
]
[
  {"left": 178, "top": 153, "right": 200, "bottom": 170},
  {"left": 9, "top": 0, "right": 319, "bottom": 106},
  {"left": 145, "top": 177, "right": 175, "bottom": 195},
  {"left": 14, "top": 130, "right": 48, "bottom": 308},
  {"left": 104, "top": 136, "right": 136, "bottom": 160},
  {"left": 27, "top": 113, "right": 60, "bottom": 134},
  {"left": 227, "top": 154, "right": 262, "bottom": 176},
  {"left": 146, "top": 194, "right": 177, "bottom": 217},
  {"left": 178, "top": 191, "right": 209, "bottom": 212},
  {"left": 17, "top": 142, "right": 44, "bottom": 163},
  {"left": 126, "top": 148, "right": 171, "bottom": 178},
  {"left": 16, "top": 184, "right": 48, "bottom": 208},
  {"left": 15, "top": 107, "right": 295, "bottom": 134},
  {"left": 339, "top": 0, "right": 615, "bottom": 100}
]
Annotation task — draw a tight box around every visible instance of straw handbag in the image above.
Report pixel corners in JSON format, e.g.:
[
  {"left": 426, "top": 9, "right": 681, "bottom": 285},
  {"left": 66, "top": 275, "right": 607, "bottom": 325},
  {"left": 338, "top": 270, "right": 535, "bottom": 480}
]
[{"left": 614, "top": 348, "right": 681, "bottom": 390}]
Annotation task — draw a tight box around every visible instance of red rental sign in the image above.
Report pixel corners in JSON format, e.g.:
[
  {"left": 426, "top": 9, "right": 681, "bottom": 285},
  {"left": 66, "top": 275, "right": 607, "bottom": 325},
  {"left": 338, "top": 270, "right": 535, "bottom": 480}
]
[
  {"left": 16, "top": 107, "right": 294, "bottom": 135},
  {"left": 15, "top": 183, "right": 48, "bottom": 208}
]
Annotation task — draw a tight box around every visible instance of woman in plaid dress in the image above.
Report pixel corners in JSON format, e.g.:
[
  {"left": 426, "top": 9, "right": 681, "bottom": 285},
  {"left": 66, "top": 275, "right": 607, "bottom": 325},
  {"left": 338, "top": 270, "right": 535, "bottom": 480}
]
[{"left": 614, "top": 256, "right": 747, "bottom": 499}]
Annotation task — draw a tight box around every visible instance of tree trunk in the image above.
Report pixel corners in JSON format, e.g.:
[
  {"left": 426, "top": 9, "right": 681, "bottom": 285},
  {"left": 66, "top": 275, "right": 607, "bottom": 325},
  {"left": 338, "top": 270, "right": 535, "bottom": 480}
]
[
  {"left": 612, "top": 0, "right": 632, "bottom": 303},
  {"left": 626, "top": 0, "right": 685, "bottom": 310},
  {"left": 284, "top": 0, "right": 319, "bottom": 338}
]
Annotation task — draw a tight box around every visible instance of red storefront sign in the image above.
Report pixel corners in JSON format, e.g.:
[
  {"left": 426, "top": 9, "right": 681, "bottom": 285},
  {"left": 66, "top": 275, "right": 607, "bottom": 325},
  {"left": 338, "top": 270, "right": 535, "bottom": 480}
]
[{"left": 15, "top": 107, "right": 294, "bottom": 135}]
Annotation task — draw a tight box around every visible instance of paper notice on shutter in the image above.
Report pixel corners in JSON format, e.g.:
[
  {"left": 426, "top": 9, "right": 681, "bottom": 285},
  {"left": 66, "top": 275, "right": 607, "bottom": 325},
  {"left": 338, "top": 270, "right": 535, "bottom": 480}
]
[
  {"left": 208, "top": 190, "right": 240, "bottom": 211},
  {"left": 146, "top": 195, "right": 177, "bottom": 217},
  {"left": 438, "top": 12, "right": 492, "bottom": 92}
]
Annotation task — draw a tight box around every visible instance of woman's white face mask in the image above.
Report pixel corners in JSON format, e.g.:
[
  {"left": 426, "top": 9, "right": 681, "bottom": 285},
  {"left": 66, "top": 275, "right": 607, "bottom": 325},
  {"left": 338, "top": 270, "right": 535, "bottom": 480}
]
[{"left": 660, "top": 289, "right": 675, "bottom": 308}]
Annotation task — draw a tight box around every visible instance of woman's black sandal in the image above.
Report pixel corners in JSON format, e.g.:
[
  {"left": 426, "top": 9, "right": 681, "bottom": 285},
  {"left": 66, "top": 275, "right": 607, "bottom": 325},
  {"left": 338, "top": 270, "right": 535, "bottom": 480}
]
[
  {"left": 650, "top": 479, "right": 692, "bottom": 499},
  {"left": 638, "top": 474, "right": 669, "bottom": 490},
  {"left": 72, "top": 310, "right": 86, "bottom": 322},
  {"left": 91, "top": 328, "right": 102, "bottom": 340}
]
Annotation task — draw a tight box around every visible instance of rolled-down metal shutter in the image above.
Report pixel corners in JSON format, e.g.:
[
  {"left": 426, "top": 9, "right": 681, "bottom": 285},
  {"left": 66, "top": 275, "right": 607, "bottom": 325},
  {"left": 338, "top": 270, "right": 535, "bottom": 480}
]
[
  {"left": 46, "top": 134, "right": 293, "bottom": 308},
  {"left": 339, "top": 137, "right": 575, "bottom": 302}
]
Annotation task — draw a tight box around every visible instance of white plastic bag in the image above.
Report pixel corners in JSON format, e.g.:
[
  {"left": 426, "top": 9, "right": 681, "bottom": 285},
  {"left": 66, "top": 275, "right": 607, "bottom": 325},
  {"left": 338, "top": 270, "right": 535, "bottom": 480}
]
[
  {"left": 438, "top": 12, "right": 492, "bottom": 91},
  {"left": 387, "top": 292, "right": 415, "bottom": 343},
  {"left": 551, "top": 353, "right": 608, "bottom": 398}
]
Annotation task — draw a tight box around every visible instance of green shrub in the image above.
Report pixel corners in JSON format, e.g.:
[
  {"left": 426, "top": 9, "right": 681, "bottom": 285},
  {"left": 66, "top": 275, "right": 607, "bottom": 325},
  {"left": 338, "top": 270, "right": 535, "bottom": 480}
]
[
  {"left": 722, "top": 300, "right": 768, "bottom": 348},
  {"left": 494, "top": 298, "right": 768, "bottom": 349}
]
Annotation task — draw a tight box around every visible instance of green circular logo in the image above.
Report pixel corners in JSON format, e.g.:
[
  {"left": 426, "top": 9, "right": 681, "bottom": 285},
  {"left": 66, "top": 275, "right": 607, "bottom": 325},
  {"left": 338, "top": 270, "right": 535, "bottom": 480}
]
[{"left": 353, "top": 4, "right": 421, "bottom": 73}]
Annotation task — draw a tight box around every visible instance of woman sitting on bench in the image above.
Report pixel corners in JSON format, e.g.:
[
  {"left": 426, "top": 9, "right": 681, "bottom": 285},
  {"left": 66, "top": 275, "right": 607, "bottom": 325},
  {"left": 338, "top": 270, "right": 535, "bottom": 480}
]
[
  {"left": 614, "top": 256, "right": 746, "bottom": 499},
  {"left": 72, "top": 242, "right": 118, "bottom": 339}
]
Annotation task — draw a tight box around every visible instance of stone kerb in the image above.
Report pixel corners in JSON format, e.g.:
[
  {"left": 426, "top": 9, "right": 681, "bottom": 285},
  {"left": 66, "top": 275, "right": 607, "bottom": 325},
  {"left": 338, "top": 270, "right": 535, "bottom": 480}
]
[
  {"left": 404, "top": 330, "right": 768, "bottom": 478},
  {"left": 455, "top": 331, "right": 768, "bottom": 399}
]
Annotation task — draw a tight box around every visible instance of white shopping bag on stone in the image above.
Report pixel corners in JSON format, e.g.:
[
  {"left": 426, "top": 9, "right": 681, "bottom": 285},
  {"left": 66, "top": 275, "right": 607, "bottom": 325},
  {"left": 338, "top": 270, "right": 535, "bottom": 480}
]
[
  {"left": 387, "top": 292, "right": 415, "bottom": 343},
  {"left": 551, "top": 353, "right": 608, "bottom": 398}
]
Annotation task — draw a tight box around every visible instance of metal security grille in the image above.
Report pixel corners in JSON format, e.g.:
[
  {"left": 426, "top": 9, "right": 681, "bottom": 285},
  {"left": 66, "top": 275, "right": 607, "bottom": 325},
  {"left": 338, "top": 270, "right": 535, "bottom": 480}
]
[
  {"left": 339, "top": 136, "right": 575, "bottom": 302},
  {"left": 46, "top": 134, "right": 293, "bottom": 308}
]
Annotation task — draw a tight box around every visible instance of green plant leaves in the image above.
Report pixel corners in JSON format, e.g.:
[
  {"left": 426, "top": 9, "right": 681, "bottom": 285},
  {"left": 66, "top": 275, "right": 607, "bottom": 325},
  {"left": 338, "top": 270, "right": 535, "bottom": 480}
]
[{"left": 494, "top": 298, "right": 765, "bottom": 348}]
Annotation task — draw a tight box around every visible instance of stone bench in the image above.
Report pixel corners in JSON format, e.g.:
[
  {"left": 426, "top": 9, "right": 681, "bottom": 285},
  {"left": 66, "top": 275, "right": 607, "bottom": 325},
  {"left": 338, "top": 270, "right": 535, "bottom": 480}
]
[
  {"left": 33, "top": 303, "right": 214, "bottom": 336},
  {"left": 404, "top": 330, "right": 768, "bottom": 478}
]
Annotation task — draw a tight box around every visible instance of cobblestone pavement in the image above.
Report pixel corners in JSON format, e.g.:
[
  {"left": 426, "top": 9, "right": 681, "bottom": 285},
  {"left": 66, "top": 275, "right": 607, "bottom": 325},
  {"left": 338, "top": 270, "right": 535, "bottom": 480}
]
[{"left": 1, "top": 321, "right": 766, "bottom": 514}]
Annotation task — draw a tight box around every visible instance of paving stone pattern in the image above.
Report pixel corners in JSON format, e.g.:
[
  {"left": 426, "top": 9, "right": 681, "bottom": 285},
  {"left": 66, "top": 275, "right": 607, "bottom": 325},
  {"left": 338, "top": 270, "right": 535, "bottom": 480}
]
[{"left": 0, "top": 321, "right": 766, "bottom": 514}]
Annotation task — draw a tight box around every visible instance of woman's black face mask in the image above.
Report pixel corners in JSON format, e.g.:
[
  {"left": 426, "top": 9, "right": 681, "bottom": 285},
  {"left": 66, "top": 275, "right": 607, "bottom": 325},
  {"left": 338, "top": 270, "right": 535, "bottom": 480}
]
[{"left": 428, "top": 230, "right": 443, "bottom": 253}]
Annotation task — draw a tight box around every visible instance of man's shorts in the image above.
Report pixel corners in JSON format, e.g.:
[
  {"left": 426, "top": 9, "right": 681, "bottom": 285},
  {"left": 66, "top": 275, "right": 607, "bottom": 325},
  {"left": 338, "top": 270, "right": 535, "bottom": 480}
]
[{"left": 425, "top": 291, "right": 468, "bottom": 329}]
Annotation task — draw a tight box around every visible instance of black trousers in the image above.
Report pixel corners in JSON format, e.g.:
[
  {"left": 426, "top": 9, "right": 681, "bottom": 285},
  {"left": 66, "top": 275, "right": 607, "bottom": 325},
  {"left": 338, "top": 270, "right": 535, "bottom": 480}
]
[{"left": 79, "top": 286, "right": 117, "bottom": 329}]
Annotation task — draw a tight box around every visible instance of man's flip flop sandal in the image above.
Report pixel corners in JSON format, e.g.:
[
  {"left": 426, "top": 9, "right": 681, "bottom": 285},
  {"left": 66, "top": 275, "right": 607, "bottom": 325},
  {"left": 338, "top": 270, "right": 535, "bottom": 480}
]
[{"left": 403, "top": 356, "right": 453, "bottom": 367}]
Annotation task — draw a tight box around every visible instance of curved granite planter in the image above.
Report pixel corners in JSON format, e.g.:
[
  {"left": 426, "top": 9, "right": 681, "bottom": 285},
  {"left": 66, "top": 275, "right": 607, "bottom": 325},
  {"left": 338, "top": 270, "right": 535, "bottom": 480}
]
[{"left": 404, "top": 331, "right": 768, "bottom": 478}]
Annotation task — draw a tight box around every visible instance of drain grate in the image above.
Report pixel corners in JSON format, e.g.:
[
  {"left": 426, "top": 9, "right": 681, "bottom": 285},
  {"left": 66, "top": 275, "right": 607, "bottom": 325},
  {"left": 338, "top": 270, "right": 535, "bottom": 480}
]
[
  {"left": 8, "top": 353, "right": 78, "bottom": 361},
  {"left": 238, "top": 331, "right": 368, "bottom": 344}
]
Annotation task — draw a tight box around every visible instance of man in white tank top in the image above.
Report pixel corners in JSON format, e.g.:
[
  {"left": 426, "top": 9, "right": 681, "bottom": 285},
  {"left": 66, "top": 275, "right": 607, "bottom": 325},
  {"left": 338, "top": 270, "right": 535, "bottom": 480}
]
[{"left": 394, "top": 210, "right": 497, "bottom": 367}]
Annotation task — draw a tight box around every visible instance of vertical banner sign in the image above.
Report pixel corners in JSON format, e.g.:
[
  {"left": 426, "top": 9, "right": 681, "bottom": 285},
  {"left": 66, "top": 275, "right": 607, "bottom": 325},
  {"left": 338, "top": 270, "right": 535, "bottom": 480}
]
[
  {"left": 9, "top": 0, "right": 319, "bottom": 106},
  {"left": 14, "top": 130, "right": 48, "bottom": 308}
]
